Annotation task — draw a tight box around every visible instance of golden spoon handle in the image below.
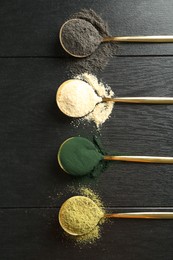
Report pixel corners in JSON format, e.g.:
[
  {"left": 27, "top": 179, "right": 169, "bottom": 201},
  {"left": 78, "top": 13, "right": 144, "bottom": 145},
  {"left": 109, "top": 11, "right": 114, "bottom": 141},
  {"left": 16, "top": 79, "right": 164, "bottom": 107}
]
[
  {"left": 104, "top": 155, "right": 173, "bottom": 163},
  {"left": 103, "top": 35, "right": 173, "bottom": 42},
  {"left": 105, "top": 212, "right": 173, "bottom": 219},
  {"left": 102, "top": 97, "right": 173, "bottom": 104}
]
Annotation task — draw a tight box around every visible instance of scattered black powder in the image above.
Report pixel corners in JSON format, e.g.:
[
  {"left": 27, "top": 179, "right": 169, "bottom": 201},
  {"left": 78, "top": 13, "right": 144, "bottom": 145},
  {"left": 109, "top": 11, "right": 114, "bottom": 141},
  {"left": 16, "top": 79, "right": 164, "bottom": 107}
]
[
  {"left": 61, "top": 19, "right": 102, "bottom": 57},
  {"left": 64, "top": 9, "right": 117, "bottom": 75}
]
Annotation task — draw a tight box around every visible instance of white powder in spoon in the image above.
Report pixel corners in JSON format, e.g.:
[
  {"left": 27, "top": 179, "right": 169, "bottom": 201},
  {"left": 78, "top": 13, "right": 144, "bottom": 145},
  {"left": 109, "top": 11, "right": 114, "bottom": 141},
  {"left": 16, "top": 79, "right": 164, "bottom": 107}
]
[
  {"left": 74, "top": 73, "right": 114, "bottom": 128},
  {"left": 57, "top": 79, "right": 102, "bottom": 117}
]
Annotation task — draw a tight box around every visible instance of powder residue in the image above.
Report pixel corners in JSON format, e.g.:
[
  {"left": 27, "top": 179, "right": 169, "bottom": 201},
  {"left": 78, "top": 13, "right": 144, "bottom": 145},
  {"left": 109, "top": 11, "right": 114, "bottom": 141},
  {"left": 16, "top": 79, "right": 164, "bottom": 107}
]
[
  {"left": 75, "top": 73, "right": 114, "bottom": 129},
  {"left": 66, "top": 9, "right": 117, "bottom": 74},
  {"left": 79, "top": 186, "right": 105, "bottom": 211},
  {"left": 75, "top": 225, "right": 100, "bottom": 244}
]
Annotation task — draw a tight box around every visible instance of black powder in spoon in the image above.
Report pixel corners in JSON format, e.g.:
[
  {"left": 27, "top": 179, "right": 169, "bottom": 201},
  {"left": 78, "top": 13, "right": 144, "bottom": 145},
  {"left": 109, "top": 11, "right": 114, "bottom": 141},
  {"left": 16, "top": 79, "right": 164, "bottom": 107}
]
[
  {"left": 62, "top": 9, "right": 117, "bottom": 75},
  {"left": 61, "top": 19, "right": 102, "bottom": 57}
]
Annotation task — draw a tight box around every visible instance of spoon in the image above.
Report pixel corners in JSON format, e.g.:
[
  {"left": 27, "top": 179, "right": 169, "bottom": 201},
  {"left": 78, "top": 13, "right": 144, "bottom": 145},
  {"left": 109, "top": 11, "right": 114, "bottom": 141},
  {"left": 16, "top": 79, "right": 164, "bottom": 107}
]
[
  {"left": 56, "top": 79, "right": 173, "bottom": 118},
  {"left": 57, "top": 137, "right": 173, "bottom": 177},
  {"left": 59, "top": 18, "right": 173, "bottom": 58},
  {"left": 59, "top": 196, "right": 173, "bottom": 236}
]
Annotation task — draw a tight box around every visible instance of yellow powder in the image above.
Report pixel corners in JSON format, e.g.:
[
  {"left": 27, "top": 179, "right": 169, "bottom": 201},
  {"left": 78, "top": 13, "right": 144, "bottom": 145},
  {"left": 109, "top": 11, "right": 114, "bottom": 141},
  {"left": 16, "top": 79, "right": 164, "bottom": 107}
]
[
  {"left": 59, "top": 196, "right": 104, "bottom": 236},
  {"left": 67, "top": 185, "right": 105, "bottom": 210},
  {"left": 75, "top": 225, "right": 100, "bottom": 244},
  {"left": 79, "top": 186, "right": 104, "bottom": 210},
  {"left": 62, "top": 185, "right": 106, "bottom": 244}
]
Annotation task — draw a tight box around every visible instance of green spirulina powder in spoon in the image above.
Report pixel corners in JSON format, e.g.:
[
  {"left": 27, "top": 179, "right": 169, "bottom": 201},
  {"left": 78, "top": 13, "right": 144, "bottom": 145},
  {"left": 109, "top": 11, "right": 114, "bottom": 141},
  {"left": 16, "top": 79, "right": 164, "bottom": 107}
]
[
  {"left": 58, "top": 136, "right": 108, "bottom": 177},
  {"left": 58, "top": 136, "right": 173, "bottom": 177}
]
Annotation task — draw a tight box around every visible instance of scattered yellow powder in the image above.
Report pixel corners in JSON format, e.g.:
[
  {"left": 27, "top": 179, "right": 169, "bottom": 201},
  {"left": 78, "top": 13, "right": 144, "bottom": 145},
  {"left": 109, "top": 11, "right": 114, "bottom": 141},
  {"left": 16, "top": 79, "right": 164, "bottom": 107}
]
[
  {"left": 79, "top": 186, "right": 104, "bottom": 210},
  {"left": 75, "top": 225, "right": 100, "bottom": 244}
]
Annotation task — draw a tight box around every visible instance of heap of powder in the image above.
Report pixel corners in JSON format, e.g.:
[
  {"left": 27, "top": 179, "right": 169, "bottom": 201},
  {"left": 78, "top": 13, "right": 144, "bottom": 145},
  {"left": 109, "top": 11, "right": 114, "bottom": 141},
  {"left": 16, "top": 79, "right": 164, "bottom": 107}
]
[
  {"left": 58, "top": 137, "right": 103, "bottom": 177},
  {"left": 59, "top": 196, "right": 104, "bottom": 236},
  {"left": 66, "top": 9, "right": 117, "bottom": 74},
  {"left": 58, "top": 136, "right": 109, "bottom": 178},
  {"left": 64, "top": 186, "right": 106, "bottom": 244},
  {"left": 61, "top": 19, "right": 102, "bottom": 57},
  {"left": 74, "top": 73, "right": 114, "bottom": 129},
  {"left": 57, "top": 79, "right": 102, "bottom": 117}
]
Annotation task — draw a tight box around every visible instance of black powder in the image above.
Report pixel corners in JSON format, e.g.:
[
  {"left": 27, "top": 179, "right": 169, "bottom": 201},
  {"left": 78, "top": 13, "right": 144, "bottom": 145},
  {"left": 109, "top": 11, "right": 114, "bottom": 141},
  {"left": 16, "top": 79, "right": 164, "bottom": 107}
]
[
  {"left": 62, "top": 9, "right": 117, "bottom": 75},
  {"left": 61, "top": 19, "right": 102, "bottom": 57}
]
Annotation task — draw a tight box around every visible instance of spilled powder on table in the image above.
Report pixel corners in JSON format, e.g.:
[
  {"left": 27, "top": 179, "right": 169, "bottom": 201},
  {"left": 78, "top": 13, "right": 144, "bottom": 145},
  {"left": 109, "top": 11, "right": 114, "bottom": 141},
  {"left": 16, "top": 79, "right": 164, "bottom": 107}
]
[{"left": 72, "top": 73, "right": 114, "bottom": 129}]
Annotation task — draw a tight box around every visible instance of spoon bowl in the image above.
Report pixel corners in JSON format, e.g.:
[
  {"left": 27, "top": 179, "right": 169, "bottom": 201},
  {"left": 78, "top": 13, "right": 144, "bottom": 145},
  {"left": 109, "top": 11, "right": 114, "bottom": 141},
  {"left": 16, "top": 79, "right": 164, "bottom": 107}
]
[
  {"left": 59, "top": 18, "right": 102, "bottom": 58},
  {"left": 59, "top": 196, "right": 104, "bottom": 236},
  {"left": 56, "top": 79, "right": 102, "bottom": 117},
  {"left": 57, "top": 137, "right": 103, "bottom": 176}
]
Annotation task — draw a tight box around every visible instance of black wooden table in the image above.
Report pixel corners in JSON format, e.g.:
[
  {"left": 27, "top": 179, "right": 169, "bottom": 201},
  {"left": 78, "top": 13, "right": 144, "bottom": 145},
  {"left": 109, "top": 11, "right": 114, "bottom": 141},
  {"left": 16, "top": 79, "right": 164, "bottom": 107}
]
[{"left": 1, "top": 1, "right": 173, "bottom": 259}]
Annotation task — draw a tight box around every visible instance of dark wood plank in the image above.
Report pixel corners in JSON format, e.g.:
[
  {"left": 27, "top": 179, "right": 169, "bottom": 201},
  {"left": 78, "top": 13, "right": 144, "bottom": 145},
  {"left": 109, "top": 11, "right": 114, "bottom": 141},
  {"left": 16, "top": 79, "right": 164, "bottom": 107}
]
[
  {"left": 1, "top": 208, "right": 173, "bottom": 260},
  {"left": 0, "top": 57, "right": 173, "bottom": 207},
  {"left": 1, "top": 0, "right": 173, "bottom": 56}
]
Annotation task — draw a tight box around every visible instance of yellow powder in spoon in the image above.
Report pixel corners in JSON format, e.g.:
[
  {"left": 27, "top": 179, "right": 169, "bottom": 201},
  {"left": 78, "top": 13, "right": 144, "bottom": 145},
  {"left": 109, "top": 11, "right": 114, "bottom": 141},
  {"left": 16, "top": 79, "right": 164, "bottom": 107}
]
[
  {"left": 61, "top": 186, "right": 106, "bottom": 244},
  {"left": 68, "top": 185, "right": 105, "bottom": 212},
  {"left": 59, "top": 196, "right": 104, "bottom": 236}
]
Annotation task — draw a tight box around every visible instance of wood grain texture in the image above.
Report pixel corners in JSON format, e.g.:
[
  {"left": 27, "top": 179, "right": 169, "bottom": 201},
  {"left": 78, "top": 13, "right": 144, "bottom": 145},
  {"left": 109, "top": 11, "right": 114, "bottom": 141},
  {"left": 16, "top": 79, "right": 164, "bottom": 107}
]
[
  {"left": 1, "top": 208, "right": 173, "bottom": 260},
  {"left": 1, "top": 0, "right": 173, "bottom": 56},
  {"left": 0, "top": 57, "right": 173, "bottom": 207},
  {"left": 1, "top": 1, "right": 173, "bottom": 259}
]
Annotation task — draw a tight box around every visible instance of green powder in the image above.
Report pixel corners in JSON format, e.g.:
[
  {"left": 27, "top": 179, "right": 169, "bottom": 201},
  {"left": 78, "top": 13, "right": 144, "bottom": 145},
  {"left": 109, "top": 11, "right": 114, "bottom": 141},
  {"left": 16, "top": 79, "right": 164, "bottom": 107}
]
[{"left": 58, "top": 137, "right": 105, "bottom": 177}]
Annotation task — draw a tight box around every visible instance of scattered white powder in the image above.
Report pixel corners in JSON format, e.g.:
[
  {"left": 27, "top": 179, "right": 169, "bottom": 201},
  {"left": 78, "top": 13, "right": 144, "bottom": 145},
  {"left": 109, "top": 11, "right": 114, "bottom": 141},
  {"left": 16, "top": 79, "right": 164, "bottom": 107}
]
[
  {"left": 75, "top": 73, "right": 114, "bottom": 128},
  {"left": 57, "top": 79, "right": 102, "bottom": 117}
]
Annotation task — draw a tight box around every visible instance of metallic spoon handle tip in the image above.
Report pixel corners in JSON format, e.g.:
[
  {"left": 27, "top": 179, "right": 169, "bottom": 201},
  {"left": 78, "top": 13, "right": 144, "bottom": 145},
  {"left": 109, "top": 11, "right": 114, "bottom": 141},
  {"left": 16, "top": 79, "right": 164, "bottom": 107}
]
[
  {"left": 102, "top": 97, "right": 173, "bottom": 104},
  {"left": 105, "top": 212, "right": 173, "bottom": 219},
  {"left": 103, "top": 35, "right": 173, "bottom": 42},
  {"left": 104, "top": 156, "right": 173, "bottom": 163}
]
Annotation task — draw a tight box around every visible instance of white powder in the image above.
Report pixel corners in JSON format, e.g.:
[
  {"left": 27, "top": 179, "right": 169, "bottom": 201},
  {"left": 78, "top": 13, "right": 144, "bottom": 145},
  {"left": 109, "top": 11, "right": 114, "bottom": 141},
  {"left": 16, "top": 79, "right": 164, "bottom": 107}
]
[
  {"left": 75, "top": 73, "right": 114, "bottom": 128},
  {"left": 57, "top": 79, "right": 102, "bottom": 117},
  {"left": 57, "top": 73, "right": 114, "bottom": 128}
]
